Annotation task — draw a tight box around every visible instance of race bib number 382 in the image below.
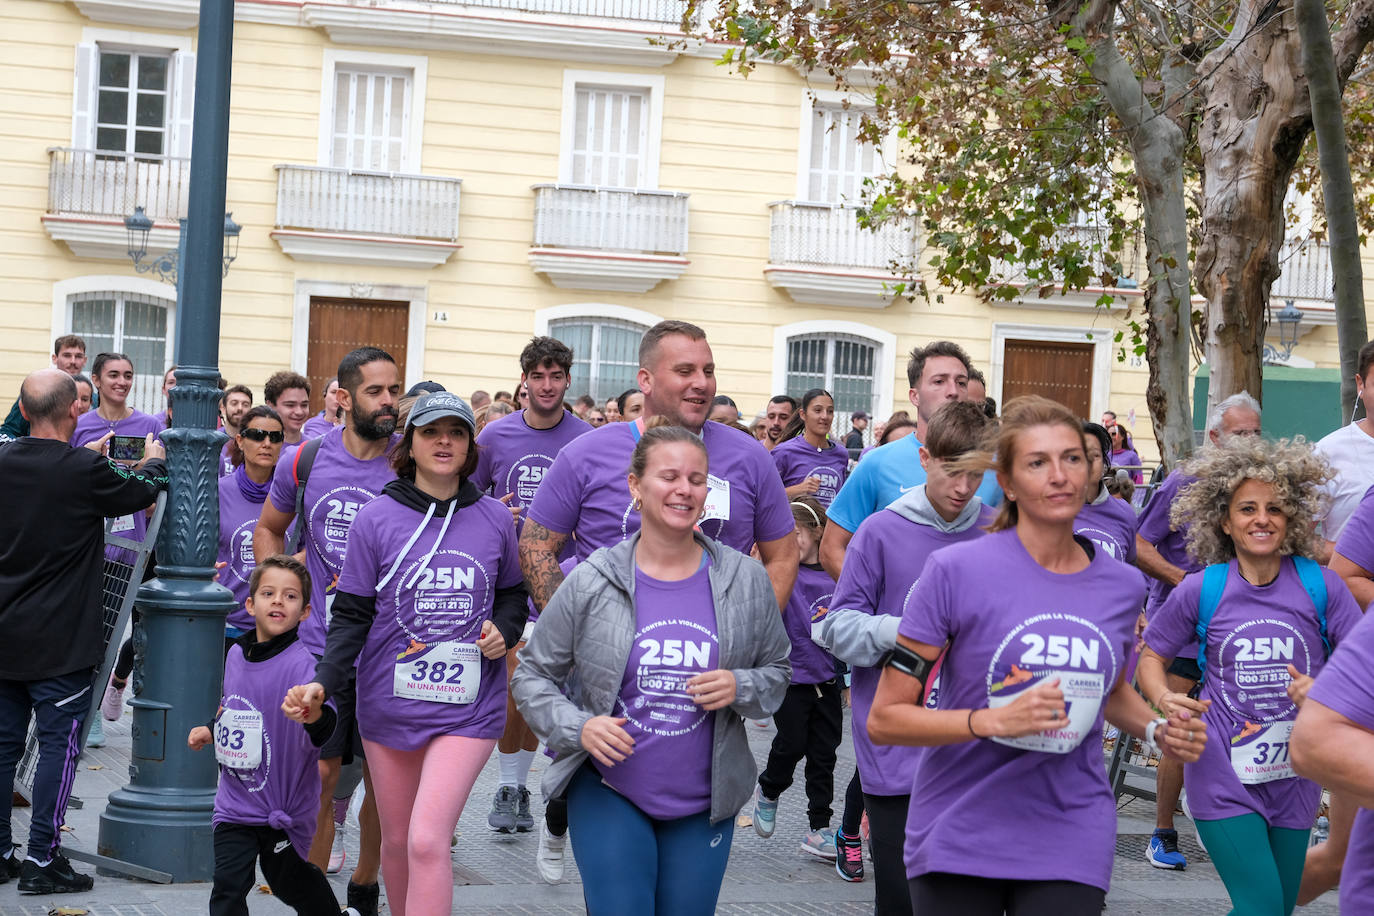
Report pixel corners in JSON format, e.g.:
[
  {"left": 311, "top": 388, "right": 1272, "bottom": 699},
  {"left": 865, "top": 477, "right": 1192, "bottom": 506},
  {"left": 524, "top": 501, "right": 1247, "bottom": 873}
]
[{"left": 393, "top": 641, "right": 482, "bottom": 705}]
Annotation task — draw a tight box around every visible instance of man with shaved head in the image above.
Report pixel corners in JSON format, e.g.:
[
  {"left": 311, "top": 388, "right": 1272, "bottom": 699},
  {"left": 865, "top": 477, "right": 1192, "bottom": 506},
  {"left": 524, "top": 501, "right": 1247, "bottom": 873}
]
[{"left": 0, "top": 369, "right": 166, "bottom": 893}]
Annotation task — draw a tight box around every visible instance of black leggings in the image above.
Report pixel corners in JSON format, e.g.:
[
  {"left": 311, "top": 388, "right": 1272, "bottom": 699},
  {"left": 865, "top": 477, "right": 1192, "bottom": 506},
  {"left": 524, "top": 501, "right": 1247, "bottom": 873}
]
[
  {"left": 864, "top": 792, "right": 912, "bottom": 915},
  {"left": 909, "top": 872, "right": 1105, "bottom": 916},
  {"left": 840, "top": 769, "right": 864, "bottom": 836}
]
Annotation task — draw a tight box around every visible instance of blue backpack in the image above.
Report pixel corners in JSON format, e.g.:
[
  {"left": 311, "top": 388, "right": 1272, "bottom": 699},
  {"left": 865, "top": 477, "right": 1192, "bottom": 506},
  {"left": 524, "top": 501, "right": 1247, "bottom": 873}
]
[{"left": 1195, "top": 555, "right": 1331, "bottom": 683}]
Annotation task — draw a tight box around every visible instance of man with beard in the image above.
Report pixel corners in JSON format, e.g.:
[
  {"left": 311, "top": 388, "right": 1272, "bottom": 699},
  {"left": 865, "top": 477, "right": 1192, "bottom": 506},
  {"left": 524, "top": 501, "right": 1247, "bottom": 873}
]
[
  {"left": 218, "top": 384, "right": 253, "bottom": 476},
  {"left": 764, "top": 395, "right": 796, "bottom": 451},
  {"left": 252, "top": 347, "right": 400, "bottom": 916}
]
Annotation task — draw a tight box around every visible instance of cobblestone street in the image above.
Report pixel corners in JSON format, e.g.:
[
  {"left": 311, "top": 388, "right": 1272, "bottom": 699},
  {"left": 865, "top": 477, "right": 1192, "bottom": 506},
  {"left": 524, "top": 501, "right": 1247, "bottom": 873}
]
[{"left": 0, "top": 710, "right": 1342, "bottom": 915}]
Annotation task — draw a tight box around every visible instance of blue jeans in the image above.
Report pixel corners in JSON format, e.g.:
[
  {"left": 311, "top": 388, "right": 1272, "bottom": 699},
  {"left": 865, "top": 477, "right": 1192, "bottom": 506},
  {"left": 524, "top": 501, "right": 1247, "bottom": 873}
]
[
  {"left": 0, "top": 669, "right": 93, "bottom": 860},
  {"left": 566, "top": 764, "right": 734, "bottom": 916}
]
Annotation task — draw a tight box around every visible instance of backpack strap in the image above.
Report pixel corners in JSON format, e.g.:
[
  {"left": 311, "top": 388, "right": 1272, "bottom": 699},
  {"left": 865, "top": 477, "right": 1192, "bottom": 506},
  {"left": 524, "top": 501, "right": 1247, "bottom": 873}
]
[
  {"left": 1195, "top": 563, "right": 1230, "bottom": 683},
  {"left": 284, "top": 436, "right": 323, "bottom": 555},
  {"left": 1292, "top": 555, "right": 1332, "bottom": 659}
]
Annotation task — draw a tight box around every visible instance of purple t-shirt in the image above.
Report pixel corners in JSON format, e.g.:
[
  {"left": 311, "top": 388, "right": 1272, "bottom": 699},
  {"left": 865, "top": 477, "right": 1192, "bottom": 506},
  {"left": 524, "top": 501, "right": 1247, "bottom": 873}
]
[
  {"left": 302, "top": 413, "right": 335, "bottom": 439},
  {"left": 218, "top": 470, "right": 268, "bottom": 631},
  {"left": 1111, "top": 447, "right": 1144, "bottom": 484},
  {"left": 472, "top": 410, "right": 590, "bottom": 524},
  {"left": 267, "top": 427, "right": 397, "bottom": 654},
  {"left": 829, "top": 505, "right": 989, "bottom": 796},
  {"left": 1306, "top": 606, "right": 1374, "bottom": 912},
  {"left": 337, "top": 492, "right": 522, "bottom": 750},
  {"left": 72, "top": 409, "right": 165, "bottom": 565},
  {"left": 785, "top": 563, "right": 836, "bottom": 685},
  {"left": 212, "top": 636, "right": 328, "bottom": 859},
  {"left": 899, "top": 529, "right": 1146, "bottom": 890},
  {"left": 527, "top": 420, "right": 794, "bottom": 561},
  {"left": 596, "top": 560, "right": 718, "bottom": 819},
  {"left": 1137, "top": 471, "right": 1201, "bottom": 615},
  {"left": 1333, "top": 484, "right": 1374, "bottom": 571},
  {"left": 770, "top": 436, "right": 849, "bottom": 507},
  {"left": 1144, "top": 559, "right": 1360, "bottom": 827},
  {"left": 1075, "top": 491, "right": 1139, "bottom": 565}
]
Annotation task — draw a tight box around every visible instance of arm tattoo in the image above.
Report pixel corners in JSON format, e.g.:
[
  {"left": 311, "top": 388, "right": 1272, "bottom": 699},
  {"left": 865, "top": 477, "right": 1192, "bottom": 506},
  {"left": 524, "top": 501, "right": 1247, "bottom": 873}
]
[{"left": 519, "top": 519, "right": 570, "bottom": 612}]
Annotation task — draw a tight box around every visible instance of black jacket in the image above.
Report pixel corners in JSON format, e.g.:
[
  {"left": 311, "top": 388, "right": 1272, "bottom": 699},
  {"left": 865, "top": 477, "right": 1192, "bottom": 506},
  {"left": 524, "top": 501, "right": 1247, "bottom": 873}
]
[{"left": 0, "top": 437, "right": 167, "bottom": 680}]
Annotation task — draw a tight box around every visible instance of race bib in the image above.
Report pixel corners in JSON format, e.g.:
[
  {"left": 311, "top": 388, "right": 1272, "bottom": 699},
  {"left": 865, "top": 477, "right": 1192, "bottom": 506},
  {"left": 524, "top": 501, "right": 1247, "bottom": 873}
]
[
  {"left": 214, "top": 709, "right": 263, "bottom": 769},
  {"left": 989, "top": 670, "right": 1104, "bottom": 754},
  {"left": 702, "top": 475, "right": 730, "bottom": 523},
  {"left": 393, "top": 641, "right": 482, "bottom": 705},
  {"left": 1230, "top": 720, "right": 1296, "bottom": 785},
  {"left": 110, "top": 514, "right": 135, "bottom": 533}
]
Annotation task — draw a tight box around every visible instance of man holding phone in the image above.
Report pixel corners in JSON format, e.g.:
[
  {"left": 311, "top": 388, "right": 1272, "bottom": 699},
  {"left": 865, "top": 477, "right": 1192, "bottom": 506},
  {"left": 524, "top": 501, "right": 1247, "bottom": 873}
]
[{"left": 0, "top": 369, "right": 166, "bottom": 893}]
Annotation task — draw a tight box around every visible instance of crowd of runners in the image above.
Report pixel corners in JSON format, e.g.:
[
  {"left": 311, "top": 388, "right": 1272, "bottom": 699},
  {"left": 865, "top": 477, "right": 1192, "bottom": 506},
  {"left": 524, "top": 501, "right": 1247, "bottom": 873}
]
[{"left": 4, "top": 324, "right": 1374, "bottom": 916}]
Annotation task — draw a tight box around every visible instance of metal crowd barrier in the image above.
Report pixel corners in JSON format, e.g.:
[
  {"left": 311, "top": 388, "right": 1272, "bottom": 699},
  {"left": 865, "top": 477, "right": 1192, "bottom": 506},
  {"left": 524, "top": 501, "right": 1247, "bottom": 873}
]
[{"left": 15, "top": 492, "right": 167, "bottom": 805}]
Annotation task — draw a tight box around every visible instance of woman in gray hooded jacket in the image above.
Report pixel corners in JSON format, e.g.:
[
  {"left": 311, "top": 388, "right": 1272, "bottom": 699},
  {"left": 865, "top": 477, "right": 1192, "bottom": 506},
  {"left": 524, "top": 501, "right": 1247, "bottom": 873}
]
[{"left": 511, "top": 422, "right": 792, "bottom": 916}]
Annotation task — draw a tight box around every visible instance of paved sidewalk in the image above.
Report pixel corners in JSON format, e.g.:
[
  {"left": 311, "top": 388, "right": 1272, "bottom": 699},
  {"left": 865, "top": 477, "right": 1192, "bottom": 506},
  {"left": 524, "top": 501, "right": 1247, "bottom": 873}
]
[{"left": 0, "top": 710, "right": 1342, "bottom": 914}]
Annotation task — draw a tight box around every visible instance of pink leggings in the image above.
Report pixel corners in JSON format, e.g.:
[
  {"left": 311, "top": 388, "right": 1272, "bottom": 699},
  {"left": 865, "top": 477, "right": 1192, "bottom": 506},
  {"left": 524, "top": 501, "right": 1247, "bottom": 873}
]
[{"left": 361, "top": 735, "right": 496, "bottom": 916}]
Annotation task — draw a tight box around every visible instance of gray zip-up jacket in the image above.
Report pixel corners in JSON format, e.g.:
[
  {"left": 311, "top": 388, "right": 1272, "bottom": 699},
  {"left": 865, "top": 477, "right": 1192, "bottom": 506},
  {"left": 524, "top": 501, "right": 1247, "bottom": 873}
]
[{"left": 511, "top": 531, "right": 792, "bottom": 824}]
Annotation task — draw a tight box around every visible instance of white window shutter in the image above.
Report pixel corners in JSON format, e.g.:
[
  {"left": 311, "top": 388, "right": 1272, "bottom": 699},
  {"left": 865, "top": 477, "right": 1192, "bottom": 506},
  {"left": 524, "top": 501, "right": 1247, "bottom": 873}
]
[
  {"left": 169, "top": 51, "right": 196, "bottom": 158},
  {"left": 71, "top": 43, "right": 98, "bottom": 148}
]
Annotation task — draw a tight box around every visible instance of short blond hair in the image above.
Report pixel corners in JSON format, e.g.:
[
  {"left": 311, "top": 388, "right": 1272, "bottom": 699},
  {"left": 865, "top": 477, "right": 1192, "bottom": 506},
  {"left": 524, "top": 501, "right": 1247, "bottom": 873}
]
[{"left": 1170, "top": 438, "right": 1332, "bottom": 566}]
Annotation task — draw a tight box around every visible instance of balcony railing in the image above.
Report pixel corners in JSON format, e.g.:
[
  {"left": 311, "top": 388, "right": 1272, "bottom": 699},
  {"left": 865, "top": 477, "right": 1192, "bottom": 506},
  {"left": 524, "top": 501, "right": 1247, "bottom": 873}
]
[
  {"left": 768, "top": 201, "right": 919, "bottom": 272},
  {"left": 47, "top": 148, "right": 190, "bottom": 222},
  {"left": 430, "top": 0, "right": 683, "bottom": 23},
  {"left": 996, "top": 224, "right": 1142, "bottom": 288},
  {"left": 532, "top": 184, "right": 689, "bottom": 255},
  {"left": 1273, "top": 239, "right": 1334, "bottom": 302},
  {"left": 275, "top": 165, "right": 461, "bottom": 240}
]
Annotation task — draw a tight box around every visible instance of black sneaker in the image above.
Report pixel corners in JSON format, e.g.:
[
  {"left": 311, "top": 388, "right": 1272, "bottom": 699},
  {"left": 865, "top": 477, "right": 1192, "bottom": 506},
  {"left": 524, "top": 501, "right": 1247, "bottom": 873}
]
[
  {"left": 346, "top": 880, "right": 379, "bottom": 916},
  {"left": 17, "top": 852, "right": 94, "bottom": 894},
  {"left": 515, "top": 786, "right": 534, "bottom": 833},
  {"left": 835, "top": 830, "right": 864, "bottom": 883},
  {"left": 0, "top": 845, "right": 21, "bottom": 884}
]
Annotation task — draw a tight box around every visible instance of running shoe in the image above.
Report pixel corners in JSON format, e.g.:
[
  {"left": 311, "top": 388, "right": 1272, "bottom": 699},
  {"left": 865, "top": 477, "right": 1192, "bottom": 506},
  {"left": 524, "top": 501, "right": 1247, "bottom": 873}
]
[
  {"left": 536, "top": 820, "right": 566, "bottom": 884},
  {"left": 17, "top": 853, "right": 93, "bottom": 894},
  {"left": 515, "top": 786, "right": 535, "bottom": 832},
  {"left": 327, "top": 797, "right": 348, "bottom": 873},
  {"left": 834, "top": 830, "right": 864, "bottom": 882},
  {"left": 1146, "top": 828, "right": 1187, "bottom": 870},
  {"left": 752, "top": 787, "right": 778, "bottom": 838},
  {"left": 800, "top": 828, "right": 837, "bottom": 860},
  {"left": 0, "top": 846, "right": 21, "bottom": 885},
  {"left": 488, "top": 785, "right": 518, "bottom": 834},
  {"left": 101, "top": 681, "right": 126, "bottom": 721},
  {"left": 346, "top": 880, "right": 379, "bottom": 916},
  {"left": 85, "top": 717, "right": 105, "bottom": 749}
]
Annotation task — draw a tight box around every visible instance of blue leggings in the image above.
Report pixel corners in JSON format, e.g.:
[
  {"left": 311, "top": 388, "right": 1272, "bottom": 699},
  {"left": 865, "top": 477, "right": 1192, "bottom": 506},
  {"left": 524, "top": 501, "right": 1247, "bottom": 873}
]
[
  {"left": 566, "top": 764, "right": 734, "bottom": 916},
  {"left": 1194, "top": 814, "right": 1309, "bottom": 916}
]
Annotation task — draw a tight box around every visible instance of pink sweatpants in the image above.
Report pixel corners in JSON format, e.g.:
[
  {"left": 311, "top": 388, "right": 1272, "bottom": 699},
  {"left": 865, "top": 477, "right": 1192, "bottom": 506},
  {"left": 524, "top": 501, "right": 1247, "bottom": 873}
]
[{"left": 361, "top": 735, "right": 496, "bottom": 916}]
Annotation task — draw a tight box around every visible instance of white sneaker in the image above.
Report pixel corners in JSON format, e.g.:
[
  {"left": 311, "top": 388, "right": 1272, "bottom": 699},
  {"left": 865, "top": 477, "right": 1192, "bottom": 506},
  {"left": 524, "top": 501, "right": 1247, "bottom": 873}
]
[
  {"left": 536, "top": 820, "right": 566, "bottom": 884},
  {"left": 327, "top": 823, "right": 347, "bottom": 874}
]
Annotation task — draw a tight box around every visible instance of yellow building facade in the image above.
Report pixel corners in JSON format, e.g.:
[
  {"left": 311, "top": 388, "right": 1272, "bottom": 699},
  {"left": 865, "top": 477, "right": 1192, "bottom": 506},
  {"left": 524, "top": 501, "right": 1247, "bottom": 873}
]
[{"left": 1, "top": 0, "right": 1364, "bottom": 464}]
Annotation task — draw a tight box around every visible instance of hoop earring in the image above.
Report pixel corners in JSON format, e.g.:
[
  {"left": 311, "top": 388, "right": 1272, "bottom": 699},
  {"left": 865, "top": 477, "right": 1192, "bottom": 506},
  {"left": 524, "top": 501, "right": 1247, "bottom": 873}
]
[{"left": 632, "top": 497, "right": 642, "bottom": 512}]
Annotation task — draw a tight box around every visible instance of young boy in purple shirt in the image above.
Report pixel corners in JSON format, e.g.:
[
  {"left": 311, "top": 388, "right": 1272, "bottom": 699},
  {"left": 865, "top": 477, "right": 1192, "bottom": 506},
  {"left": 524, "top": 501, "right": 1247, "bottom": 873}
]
[{"left": 189, "top": 555, "right": 345, "bottom": 916}]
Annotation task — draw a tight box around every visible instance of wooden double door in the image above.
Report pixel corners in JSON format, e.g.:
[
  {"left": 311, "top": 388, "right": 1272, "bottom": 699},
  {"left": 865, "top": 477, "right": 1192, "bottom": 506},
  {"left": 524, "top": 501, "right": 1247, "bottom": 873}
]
[
  {"left": 1001, "top": 339, "right": 1094, "bottom": 418},
  {"left": 306, "top": 297, "right": 409, "bottom": 411}
]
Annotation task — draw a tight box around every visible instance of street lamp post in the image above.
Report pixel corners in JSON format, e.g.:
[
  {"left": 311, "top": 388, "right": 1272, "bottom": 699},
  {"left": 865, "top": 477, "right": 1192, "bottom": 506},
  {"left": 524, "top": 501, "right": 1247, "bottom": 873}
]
[
  {"left": 97, "top": 0, "right": 239, "bottom": 882},
  {"left": 1262, "top": 299, "right": 1306, "bottom": 365}
]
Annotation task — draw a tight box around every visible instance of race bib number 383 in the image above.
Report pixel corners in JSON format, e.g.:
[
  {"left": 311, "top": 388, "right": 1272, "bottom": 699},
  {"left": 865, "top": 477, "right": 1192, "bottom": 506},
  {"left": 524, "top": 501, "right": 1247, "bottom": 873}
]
[
  {"left": 393, "top": 641, "right": 482, "bottom": 705},
  {"left": 215, "top": 709, "right": 264, "bottom": 769}
]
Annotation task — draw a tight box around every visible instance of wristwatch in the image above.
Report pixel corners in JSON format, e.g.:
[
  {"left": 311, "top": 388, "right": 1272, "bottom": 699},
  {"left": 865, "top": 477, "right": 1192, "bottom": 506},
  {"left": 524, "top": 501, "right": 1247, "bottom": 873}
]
[{"left": 1144, "top": 717, "right": 1168, "bottom": 754}]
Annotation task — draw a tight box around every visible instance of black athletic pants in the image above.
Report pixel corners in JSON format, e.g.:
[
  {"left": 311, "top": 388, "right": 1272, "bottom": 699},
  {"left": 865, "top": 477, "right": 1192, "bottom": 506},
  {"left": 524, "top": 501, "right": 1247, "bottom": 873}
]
[
  {"left": 909, "top": 871, "right": 1105, "bottom": 915},
  {"left": 758, "top": 680, "right": 843, "bottom": 830},
  {"left": 840, "top": 768, "right": 864, "bottom": 836},
  {"left": 864, "top": 792, "right": 912, "bottom": 915},
  {"left": 209, "top": 823, "right": 340, "bottom": 916}
]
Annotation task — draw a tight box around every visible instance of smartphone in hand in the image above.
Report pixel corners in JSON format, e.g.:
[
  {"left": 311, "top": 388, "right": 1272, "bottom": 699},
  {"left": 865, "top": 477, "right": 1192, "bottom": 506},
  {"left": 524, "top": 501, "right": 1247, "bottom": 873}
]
[{"left": 108, "top": 435, "right": 146, "bottom": 463}]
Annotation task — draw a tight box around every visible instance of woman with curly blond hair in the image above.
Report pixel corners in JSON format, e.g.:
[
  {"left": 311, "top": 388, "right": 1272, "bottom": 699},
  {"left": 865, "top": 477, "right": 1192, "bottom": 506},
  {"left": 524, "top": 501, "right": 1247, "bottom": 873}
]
[{"left": 1138, "top": 437, "right": 1363, "bottom": 916}]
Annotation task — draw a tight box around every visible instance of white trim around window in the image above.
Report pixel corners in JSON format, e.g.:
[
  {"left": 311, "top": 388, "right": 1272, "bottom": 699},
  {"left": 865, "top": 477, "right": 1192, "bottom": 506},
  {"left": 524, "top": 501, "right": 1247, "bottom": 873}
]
[
  {"left": 989, "top": 322, "right": 1112, "bottom": 422},
  {"left": 532, "top": 302, "right": 665, "bottom": 337},
  {"left": 291, "top": 279, "right": 428, "bottom": 390},
  {"left": 557, "top": 69, "right": 665, "bottom": 188},
  {"left": 794, "top": 88, "right": 894, "bottom": 203},
  {"left": 79, "top": 27, "right": 192, "bottom": 53},
  {"left": 770, "top": 319, "right": 896, "bottom": 414},
  {"left": 317, "top": 49, "right": 428, "bottom": 174},
  {"left": 52, "top": 275, "right": 178, "bottom": 353}
]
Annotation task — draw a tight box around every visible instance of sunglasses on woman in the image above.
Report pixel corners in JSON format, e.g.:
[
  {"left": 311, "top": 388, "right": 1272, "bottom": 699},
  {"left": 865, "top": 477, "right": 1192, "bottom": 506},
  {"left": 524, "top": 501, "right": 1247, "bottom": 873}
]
[{"left": 240, "top": 428, "right": 284, "bottom": 443}]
